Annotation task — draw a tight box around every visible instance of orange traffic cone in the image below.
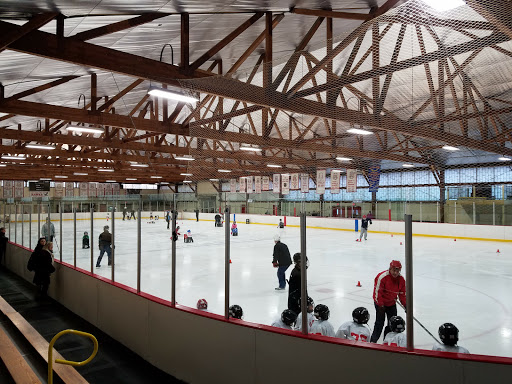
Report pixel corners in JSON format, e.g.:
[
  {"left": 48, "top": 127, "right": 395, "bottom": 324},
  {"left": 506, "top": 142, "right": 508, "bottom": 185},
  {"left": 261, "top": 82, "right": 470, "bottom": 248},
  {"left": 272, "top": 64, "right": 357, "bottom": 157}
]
[
  {"left": 356, "top": 281, "right": 362, "bottom": 287},
  {"left": 497, "top": 249, "right": 500, "bottom": 253}
]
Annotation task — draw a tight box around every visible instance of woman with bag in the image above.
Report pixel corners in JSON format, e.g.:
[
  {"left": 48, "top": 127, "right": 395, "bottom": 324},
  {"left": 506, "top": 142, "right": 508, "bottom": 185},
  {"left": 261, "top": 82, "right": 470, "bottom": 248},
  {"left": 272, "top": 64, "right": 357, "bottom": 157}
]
[{"left": 32, "top": 242, "right": 56, "bottom": 299}]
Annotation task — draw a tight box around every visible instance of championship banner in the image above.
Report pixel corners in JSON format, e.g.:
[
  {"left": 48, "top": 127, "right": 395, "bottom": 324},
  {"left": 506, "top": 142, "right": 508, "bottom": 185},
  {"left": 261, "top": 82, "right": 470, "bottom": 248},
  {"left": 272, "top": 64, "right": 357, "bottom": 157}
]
[
  {"left": 368, "top": 163, "right": 381, "bottom": 192},
  {"left": 262, "top": 176, "right": 269, "bottom": 191},
  {"left": 230, "top": 179, "right": 236, "bottom": 193},
  {"left": 239, "top": 177, "right": 246, "bottom": 193},
  {"left": 300, "top": 174, "right": 309, "bottom": 193},
  {"left": 282, "top": 174, "right": 290, "bottom": 195},
  {"left": 97, "top": 183, "right": 105, "bottom": 197},
  {"left": 14, "top": 180, "right": 24, "bottom": 198},
  {"left": 246, "top": 176, "right": 253, "bottom": 193},
  {"left": 255, "top": 176, "right": 261, "bottom": 193},
  {"left": 54, "top": 182, "right": 64, "bottom": 197},
  {"left": 273, "top": 174, "right": 280, "bottom": 193},
  {"left": 331, "top": 171, "right": 341, "bottom": 194},
  {"left": 65, "top": 182, "right": 74, "bottom": 197},
  {"left": 290, "top": 173, "right": 299, "bottom": 190},
  {"left": 316, "top": 169, "right": 326, "bottom": 194},
  {"left": 112, "top": 183, "right": 120, "bottom": 195},
  {"left": 105, "top": 183, "right": 113, "bottom": 196},
  {"left": 79, "top": 182, "right": 88, "bottom": 197},
  {"left": 89, "top": 182, "right": 97, "bottom": 197},
  {"left": 347, "top": 169, "right": 357, "bottom": 193}
]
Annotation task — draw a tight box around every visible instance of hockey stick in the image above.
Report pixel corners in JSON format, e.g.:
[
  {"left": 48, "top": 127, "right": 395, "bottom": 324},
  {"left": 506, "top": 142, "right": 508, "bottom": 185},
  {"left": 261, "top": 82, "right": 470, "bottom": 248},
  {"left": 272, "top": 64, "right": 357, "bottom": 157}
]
[{"left": 397, "top": 301, "right": 441, "bottom": 344}]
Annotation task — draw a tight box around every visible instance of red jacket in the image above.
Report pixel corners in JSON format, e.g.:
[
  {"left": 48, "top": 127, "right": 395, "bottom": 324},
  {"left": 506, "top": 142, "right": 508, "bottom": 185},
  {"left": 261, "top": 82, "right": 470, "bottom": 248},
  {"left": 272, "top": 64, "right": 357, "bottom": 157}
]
[{"left": 373, "top": 270, "right": 406, "bottom": 307}]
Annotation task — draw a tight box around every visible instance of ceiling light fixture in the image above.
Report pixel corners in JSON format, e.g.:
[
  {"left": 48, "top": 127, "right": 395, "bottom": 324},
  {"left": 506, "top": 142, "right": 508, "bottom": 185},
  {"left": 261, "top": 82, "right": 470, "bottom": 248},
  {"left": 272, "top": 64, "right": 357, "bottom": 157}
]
[
  {"left": 151, "top": 176, "right": 162, "bottom": 179},
  {"left": 73, "top": 172, "right": 89, "bottom": 175},
  {"left": 218, "top": 169, "right": 232, "bottom": 173},
  {"left": 126, "top": 178, "right": 137, "bottom": 180},
  {"left": 0, "top": 164, "right": 6, "bottom": 167},
  {"left": 66, "top": 125, "right": 104, "bottom": 134},
  {"left": 209, "top": 178, "right": 219, "bottom": 181},
  {"left": 240, "top": 144, "right": 262, "bottom": 152},
  {"left": 98, "top": 168, "right": 115, "bottom": 172},
  {"left": 25, "top": 143, "right": 56, "bottom": 150},
  {"left": 498, "top": 157, "right": 511, "bottom": 161},
  {"left": 55, "top": 175, "right": 68, "bottom": 178},
  {"left": 180, "top": 173, "right": 193, "bottom": 176},
  {"left": 402, "top": 164, "right": 414, "bottom": 168},
  {"left": 422, "top": 0, "right": 465, "bottom": 12},
  {"left": 148, "top": 86, "right": 198, "bottom": 103},
  {"left": 1, "top": 155, "right": 26, "bottom": 160},
  {"left": 336, "top": 157, "right": 352, "bottom": 161},
  {"left": 347, "top": 128, "right": 373, "bottom": 135},
  {"left": 106, "top": 180, "right": 117, "bottom": 183},
  {"left": 174, "top": 155, "right": 195, "bottom": 161},
  {"left": 130, "top": 163, "right": 149, "bottom": 168},
  {"left": 442, "top": 145, "right": 459, "bottom": 151},
  {"left": 40, "top": 178, "right": 51, "bottom": 180},
  {"left": 183, "top": 180, "right": 192, "bottom": 183},
  {"left": 267, "top": 164, "right": 282, "bottom": 168}
]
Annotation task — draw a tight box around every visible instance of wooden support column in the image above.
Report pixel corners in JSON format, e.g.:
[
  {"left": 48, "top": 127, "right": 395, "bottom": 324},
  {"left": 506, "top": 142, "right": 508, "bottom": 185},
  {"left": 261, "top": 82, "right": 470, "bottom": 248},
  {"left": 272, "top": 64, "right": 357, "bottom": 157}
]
[
  {"left": 438, "top": 58, "right": 445, "bottom": 131},
  {"left": 181, "top": 13, "right": 190, "bottom": 71},
  {"left": 372, "top": 22, "right": 380, "bottom": 117},
  {"left": 91, "top": 73, "right": 97, "bottom": 112},
  {"left": 162, "top": 84, "right": 168, "bottom": 122},
  {"left": 56, "top": 14, "right": 64, "bottom": 38},
  {"left": 326, "top": 15, "right": 336, "bottom": 107},
  {"left": 439, "top": 169, "right": 446, "bottom": 223},
  {"left": 263, "top": 12, "right": 273, "bottom": 138}
]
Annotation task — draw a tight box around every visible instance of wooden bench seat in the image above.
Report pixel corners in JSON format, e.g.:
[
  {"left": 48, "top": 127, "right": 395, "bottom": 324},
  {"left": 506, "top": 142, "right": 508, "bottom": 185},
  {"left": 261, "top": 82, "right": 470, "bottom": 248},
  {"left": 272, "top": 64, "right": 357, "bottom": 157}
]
[{"left": 0, "top": 327, "right": 42, "bottom": 384}]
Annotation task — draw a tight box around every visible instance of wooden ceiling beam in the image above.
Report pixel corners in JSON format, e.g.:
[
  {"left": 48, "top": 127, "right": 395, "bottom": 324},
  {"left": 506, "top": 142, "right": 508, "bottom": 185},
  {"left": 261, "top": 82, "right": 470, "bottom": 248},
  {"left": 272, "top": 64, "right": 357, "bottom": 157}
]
[
  {"left": 0, "top": 12, "right": 58, "bottom": 53},
  {"left": 291, "top": 8, "right": 368, "bottom": 20}
]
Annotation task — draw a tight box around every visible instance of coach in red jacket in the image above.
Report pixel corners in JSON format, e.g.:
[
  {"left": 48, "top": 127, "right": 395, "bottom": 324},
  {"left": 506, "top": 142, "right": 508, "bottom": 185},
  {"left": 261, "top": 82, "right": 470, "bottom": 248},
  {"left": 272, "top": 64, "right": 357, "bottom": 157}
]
[{"left": 370, "top": 260, "right": 406, "bottom": 343}]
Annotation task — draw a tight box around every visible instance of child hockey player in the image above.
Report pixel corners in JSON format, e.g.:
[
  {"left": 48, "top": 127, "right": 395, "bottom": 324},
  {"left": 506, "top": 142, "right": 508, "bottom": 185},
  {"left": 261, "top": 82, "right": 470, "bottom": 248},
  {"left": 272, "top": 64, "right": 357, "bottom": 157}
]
[
  {"left": 336, "top": 307, "right": 371, "bottom": 342},
  {"left": 231, "top": 221, "right": 238, "bottom": 236},
  {"left": 383, "top": 316, "right": 407, "bottom": 347},
  {"left": 184, "top": 229, "right": 194, "bottom": 243},
  {"left": 310, "top": 304, "right": 335, "bottom": 337},
  {"left": 432, "top": 323, "right": 470, "bottom": 354},
  {"left": 229, "top": 305, "right": 243, "bottom": 320},
  {"left": 196, "top": 298, "right": 208, "bottom": 310},
  {"left": 271, "top": 309, "right": 297, "bottom": 330},
  {"left": 294, "top": 296, "right": 316, "bottom": 332},
  {"left": 82, "top": 231, "right": 90, "bottom": 249},
  {"left": 278, "top": 219, "right": 285, "bottom": 228},
  {"left": 356, "top": 215, "right": 372, "bottom": 241}
]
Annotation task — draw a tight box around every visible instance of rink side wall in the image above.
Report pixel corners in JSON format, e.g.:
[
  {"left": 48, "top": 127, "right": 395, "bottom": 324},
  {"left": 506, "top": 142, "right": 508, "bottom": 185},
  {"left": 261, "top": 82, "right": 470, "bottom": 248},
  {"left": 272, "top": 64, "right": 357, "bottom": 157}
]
[
  {"left": 11, "top": 211, "right": 512, "bottom": 242},
  {"left": 5, "top": 240, "right": 512, "bottom": 384}
]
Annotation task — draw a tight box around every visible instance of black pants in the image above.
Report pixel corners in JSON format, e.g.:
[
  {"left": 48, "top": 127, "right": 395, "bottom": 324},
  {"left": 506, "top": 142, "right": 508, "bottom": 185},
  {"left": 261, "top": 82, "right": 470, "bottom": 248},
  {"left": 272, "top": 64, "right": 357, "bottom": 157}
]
[{"left": 370, "top": 302, "right": 397, "bottom": 342}]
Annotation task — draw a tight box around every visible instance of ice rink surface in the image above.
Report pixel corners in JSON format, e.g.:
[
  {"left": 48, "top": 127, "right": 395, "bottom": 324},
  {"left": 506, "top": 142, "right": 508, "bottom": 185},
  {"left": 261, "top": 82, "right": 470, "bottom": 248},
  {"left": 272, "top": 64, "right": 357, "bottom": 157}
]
[{"left": 9, "top": 215, "right": 512, "bottom": 358}]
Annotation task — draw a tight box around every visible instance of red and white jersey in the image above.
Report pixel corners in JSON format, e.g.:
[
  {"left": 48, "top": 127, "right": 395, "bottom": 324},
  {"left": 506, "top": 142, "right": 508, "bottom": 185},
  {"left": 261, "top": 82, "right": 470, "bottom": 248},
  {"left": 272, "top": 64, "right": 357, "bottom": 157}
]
[
  {"left": 335, "top": 321, "right": 371, "bottom": 342},
  {"left": 294, "top": 312, "right": 316, "bottom": 332},
  {"left": 432, "top": 343, "right": 470, "bottom": 354},
  {"left": 310, "top": 319, "right": 335, "bottom": 337},
  {"left": 271, "top": 318, "right": 293, "bottom": 330},
  {"left": 373, "top": 270, "right": 406, "bottom": 307},
  {"left": 383, "top": 331, "right": 407, "bottom": 347}
]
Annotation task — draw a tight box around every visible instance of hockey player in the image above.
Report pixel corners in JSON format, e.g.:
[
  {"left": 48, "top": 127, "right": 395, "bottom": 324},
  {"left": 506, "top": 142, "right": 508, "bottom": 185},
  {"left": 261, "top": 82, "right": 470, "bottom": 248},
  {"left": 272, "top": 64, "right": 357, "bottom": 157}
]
[
  {"left": 82, "top": 231, "right": 90, "bottom": 249},
  {"left": 272, "top": 234, "right": 292, "bottom": 291},
  {"left": 336, "top": 307, "right": 371, "bottom": 342},
  {"left": 310, "top": 304, "right": 335, "bottom": 337},
  {"left": 231, "top": 221, "right": 238, "bottom": 236},
  {"left": 184, "top": 229, "right": 194, "bottom": 243},
  {"left": 383, "top": 316, "right": 407, "bottom": 347},
  {"left": 432, "top": 323, "right": 470, "bottom": 354},
  {"left": 215, "top": 213, "right": 222, "bottom": 227},
  {"left": 357, "top": 215, "right": 372, "bottom": 241},
  {"left": 288, "top": 252, "right": 308, "bottom": 314},
  {"left": 370, "top": 260, "right": 406, "bottom": 343},
  {"left": 196, "top": 298, "right": 208, "bottom": 310},
  {"left": 229, "top": 305, "right": 243, "bottom": 320},
  {"left": 278, "top": 219, "right": 285, "bottom": 228},
  {"left": 294, "top": 296, "right": 316, "bottom": 332},
  {"left": 271, "top": 309, "right": 297, "bottom": 330}
]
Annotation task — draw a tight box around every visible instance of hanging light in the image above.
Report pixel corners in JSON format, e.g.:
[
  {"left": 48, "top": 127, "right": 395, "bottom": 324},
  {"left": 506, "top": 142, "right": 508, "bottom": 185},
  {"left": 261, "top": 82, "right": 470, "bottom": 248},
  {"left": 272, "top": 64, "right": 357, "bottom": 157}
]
[
  {"left": 498, "top": 157, "right": 511, "bottom": 161},
  {"left": 218, "top": 169, "right": 232, "bottom": 173},
  {"left": 442, "top": 145, "right": 459, "bottom": 151},
  {"left": 25, "top": 143, "right": 56, "bottom": 150},
  {"left": 422, "top": 0, "right": 465, "bottom": 12},
  {"left": 174, "top": 155, "right": 195, "bottom": 161},
  {"left": 240, "top": 144, "right": 262, "bottom": 152},
  {"left": 267, "top": 164, "right": 282, "bottom": 168},
  {"left": 148, "top": 86, "right": 198, "bottom": 103},
  {"left": 402, "top": 164, "right": 414, "bottom": 168},
  {"left": 336, "top": 157, "right": 352, "bottom": 161},
  {"left": 347, "top": 128, "right": 373, "bottom": 135},
  {"left": 1, "top": 155, "right": 26, "bottom": 160},
  {"left": 66, "top": 125, "right": 104, "bottom": 134}
]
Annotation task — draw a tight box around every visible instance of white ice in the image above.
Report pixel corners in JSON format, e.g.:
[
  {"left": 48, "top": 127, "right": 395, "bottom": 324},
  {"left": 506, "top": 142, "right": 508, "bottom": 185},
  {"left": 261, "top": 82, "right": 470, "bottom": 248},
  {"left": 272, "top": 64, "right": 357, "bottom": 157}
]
[{"left": 8, "top": 215, "right": 512, "bottom": 358}]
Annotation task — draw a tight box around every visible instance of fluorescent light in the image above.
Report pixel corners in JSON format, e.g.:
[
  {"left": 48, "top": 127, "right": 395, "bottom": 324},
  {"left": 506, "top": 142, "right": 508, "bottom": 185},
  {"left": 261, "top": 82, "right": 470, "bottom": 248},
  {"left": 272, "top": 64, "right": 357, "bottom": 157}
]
[
  {"left": 160, "top": 182, "right": 169, "bottom": 185},
  {"left": 73, "top": 172, "right": 88, "bottom": 175},
  {"left": 183, "top": 180, "right": 192, "bottom": 183},
  {"left": 1, "top": 155, "right": 26, "bottom": 160},
  {"left": 180, "top": 173, "right": 193, "bottom": 176},
  {"left": 402, "top": 164, "right": 414, "bottom": 168},
  {"left": 442, "top": 145, "right": 459, "bottom": 151},
  {"left": 0, "top": 164, "right": 6, "bottom": 167},
  {"left": 26, "top": 143, "right": 56, "bottom": 150},
  {"left": 499, "top": 157, "right": 511, "bottom": 161},
  {"left": 40, "top": 178, "right": 51, "bottom": 180},
  {"left": 55, "top": 175, "right": 68, "bottom": 178},
  {"left": 126, "top": 178, "right": 137, "bottom": 180},
  {"left": 174, "top": 155, "right": 195, "bottom": 161},
  {"left": 66, "top": 125, "right": 104, "bottom": 134},
  {"left": 336, "top": 157, "right": 352, "bottom": 161},
  {"left": 148, "top": 86, "right": 198, "bottom": 103},
  {"left": 422, "top": 0, "right": 465, "bottom": 12},
  {"left": 347, "top": 128, "right": 373, "bottom": 135},
  {"left": 240, "top": 145, "right": 262, "bottom": 152},
  {"left": 98, "top": 168, "right": 115, "bottom": 172},
  {"left": 209, "top": 178, "right": 219, "bottom": 181},
  {"left": 267, "top": 164, "right": 282, "bottom": 168},
  {"left": 218, "top": 169, "right": 232, "bottom": 173},
  {"left": 151, "top": 176, "right": 162, "bottom": 179},
  {"left": 130, "top": 163, "right": 149, "bottom": 168},
  {"left": 106, "top": 180, "right": 117, "bottom": 182}
]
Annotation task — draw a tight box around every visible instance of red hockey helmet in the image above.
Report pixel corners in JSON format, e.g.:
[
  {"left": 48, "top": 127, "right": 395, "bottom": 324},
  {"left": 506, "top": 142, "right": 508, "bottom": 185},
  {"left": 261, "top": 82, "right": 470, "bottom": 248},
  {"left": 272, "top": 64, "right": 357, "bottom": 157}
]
[
  {"left": 196, "top": 299, "right": 208, "bottom": 310},
  {"left": 390, "top": 260, "right": 402, "bottom": 269}
]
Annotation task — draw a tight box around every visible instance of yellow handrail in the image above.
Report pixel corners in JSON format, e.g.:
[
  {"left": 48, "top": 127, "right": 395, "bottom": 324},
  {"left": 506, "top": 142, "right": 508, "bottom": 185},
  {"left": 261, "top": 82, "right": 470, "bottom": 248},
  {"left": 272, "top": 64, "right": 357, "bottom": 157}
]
[{"left": 48, "top": 329, "right": 98, "bottom": 384}]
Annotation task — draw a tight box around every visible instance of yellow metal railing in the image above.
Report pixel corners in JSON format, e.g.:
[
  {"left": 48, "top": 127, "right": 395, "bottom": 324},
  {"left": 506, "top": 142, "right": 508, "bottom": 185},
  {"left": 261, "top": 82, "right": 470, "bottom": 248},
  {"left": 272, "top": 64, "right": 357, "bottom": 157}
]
[{"left": 48, "top": 329, "right": 98, "bottom": 384}]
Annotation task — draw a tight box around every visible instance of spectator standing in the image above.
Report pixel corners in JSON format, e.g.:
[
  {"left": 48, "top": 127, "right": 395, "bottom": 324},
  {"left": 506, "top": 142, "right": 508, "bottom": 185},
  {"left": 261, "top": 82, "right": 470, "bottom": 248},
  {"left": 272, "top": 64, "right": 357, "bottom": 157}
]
[
  {"left": 370, "top": 260, "right": 406, "bottom": 343},
  {"left": 0, "top": 227, "right": 8, "bottom": 265},
  {"left": 122, "top": 206, "right": 127, "bottom": 221},
  {"left": 272, "top": 234, "right": 291, "bottom": 291},
  {"left": 165, "top": 210, "right": 171, "bottom": 229},
  {"left": 130, "top": 207, "right": 136, "bottom": 220},
  {"left": 195, "top": 209, "right": 199, "bottom": 222},
  {"left": 96, "top": 226, "right": 112, "bottom": 268},
  {"left": 42, "top": 218, "right": 55, "bottom": 242},
  {"left": 32, "top": 242, "right": 55, "bottom": 298}
]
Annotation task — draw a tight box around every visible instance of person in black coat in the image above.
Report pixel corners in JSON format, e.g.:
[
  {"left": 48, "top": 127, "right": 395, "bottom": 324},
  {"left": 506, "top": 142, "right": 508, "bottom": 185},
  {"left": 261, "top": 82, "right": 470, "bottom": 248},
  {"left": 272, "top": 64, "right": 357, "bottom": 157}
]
[
  {"left": 288, "top": 252, "right": 308, "bottom": 315},
  {"left": 32, "top": 242, "right": 55, "bottom": 298},
  {"left": 272, "top": 234, "right": 292, "bottom": 290},
  {"left": 0, "top": 227, "right": 8, "bottom": 265}
]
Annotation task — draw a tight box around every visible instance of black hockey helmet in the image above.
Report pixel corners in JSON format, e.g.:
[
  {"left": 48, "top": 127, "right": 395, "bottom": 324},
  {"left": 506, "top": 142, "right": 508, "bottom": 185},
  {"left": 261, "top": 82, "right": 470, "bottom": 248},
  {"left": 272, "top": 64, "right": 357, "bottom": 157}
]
[
  {"left": 389, "top": 316, "right": 405, "bottom": 333},
  {"left": 229, "top": 305, "right": 243, "bottom": 319},
  {"left": 293, "top": 253, "right": 309, "bottom": 268},
  {"left": 439, "top": 323, "right": 459, "bottom": 346},
  {"left": 314, "top": 304, "right": 330, "bottom": 321},
  {"left": 281, "top": 309, "right": 297, "bottom": 326},
  {"left": 352, "top": 307, "right": 370, "bottom": 324},
  {"left": 296, "top": 296, "right": 315, "bottom": 312}
]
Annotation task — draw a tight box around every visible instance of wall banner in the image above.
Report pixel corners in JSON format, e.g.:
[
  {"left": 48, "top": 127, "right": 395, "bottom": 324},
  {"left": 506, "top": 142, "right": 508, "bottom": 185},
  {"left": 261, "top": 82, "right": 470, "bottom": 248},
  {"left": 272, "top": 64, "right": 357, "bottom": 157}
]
[
  {"left": 316, "top": 169, "right": 326, "bottom": 194},
  {"left": 273, "top": 174, "right": 280, "bottom": 194},
  {"left": 262, "top": 176, "right": 269, "bottom": 191},
  {"left": 300, "top": 174, "right": 309, "bottom": 193},
  {"left": 239, "top": 177, "right": 246, "bottom": 193},
  {"left": 255, "top": 176, "right": 261, "bottom": 193},
  {"left": 54, "top": 182, "right": 64, "bottom": 197},
  {"left": 14, "top": 181, "right": 24, "bottom": 198},
  {"left": 290, "top": 173, "right": 299, "bottom": 190},
  {"left": 331, "top": 171, "right": 340, "bottom": 194},
  {"left": 368, "top": 163, "right": 381, "bottom": 192},
  {"left": 230, "top": 179, "right": 237, "bottom": 193},
  {"left": 282, "top": 174, "right": 290, "bottom": 195},
  {"left": 246, "top": 176, "right": 253, "bottom": 193},
  {"left": 79, "top": 182, "right": 89, "bottom": 197},
  {"left": 347, "top": 169, "right": 357, "bottom": 193}
]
